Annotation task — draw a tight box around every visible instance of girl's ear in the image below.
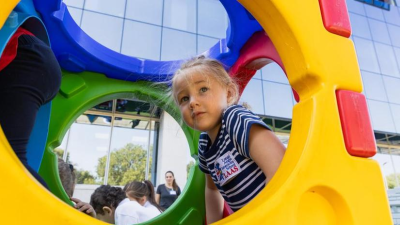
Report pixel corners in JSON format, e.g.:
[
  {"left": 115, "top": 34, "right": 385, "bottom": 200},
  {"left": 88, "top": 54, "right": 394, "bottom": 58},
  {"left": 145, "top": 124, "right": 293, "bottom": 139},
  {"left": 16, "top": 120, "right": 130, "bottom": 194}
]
[
  {"left": 102, "top": 206, "right": 113, "bottom": 215},
  {"left": 226, "top": 83, "right": 237, "bottom": 105}
]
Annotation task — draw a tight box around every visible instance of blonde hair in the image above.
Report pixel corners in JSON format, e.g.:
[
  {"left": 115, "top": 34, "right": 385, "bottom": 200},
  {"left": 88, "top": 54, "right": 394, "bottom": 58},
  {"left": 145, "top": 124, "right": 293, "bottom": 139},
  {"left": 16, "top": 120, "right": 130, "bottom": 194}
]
[{"left": 171, "top": 55, "right": 239, "bottom": 105}]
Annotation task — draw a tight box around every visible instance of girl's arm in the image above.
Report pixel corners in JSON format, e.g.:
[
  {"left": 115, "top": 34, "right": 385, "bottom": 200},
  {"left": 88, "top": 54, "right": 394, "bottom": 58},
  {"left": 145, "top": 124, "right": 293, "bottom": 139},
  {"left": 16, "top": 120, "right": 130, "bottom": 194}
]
[
  {"left": 205, "top": 174, "right": 224, "bottom": 224},
  {"left": 249, "top": 125, "right": 285, "bottom": 183}
]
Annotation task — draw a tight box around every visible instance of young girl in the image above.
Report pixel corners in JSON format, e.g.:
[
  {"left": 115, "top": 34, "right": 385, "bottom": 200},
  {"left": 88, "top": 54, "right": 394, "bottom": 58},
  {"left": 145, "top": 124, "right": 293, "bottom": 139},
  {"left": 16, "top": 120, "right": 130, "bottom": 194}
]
[
  {"left": 171, "top": 56, "right": 286, "bottom": 224},
  {"left": 116, "top": 180, "right": 162, "bottom": 225}
]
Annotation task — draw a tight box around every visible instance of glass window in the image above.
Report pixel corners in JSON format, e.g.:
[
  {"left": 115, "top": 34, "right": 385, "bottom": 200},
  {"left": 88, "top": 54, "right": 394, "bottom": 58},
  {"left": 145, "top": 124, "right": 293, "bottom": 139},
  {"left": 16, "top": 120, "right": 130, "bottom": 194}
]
[
  {"left": 90, "top": 100, "right": 113, "bottom": 112},
  {"left": 261, "top": 62, "right": 289, "bottom": 84},
  {"left": 383, "top": 4, "right": 400, "bottom": 26},
  {"left": 84, "top": 0, "right": 126, "bottom": 17},
  {"left": 375, "top": 42, "right": 400, "bottom": 77},
  {"left": 368, "top": 18, "right": 391, "bottom": 44},
  {"left": 372, "top": 153, "right": 396, "bottom": 188},
  {"left": 349, "top": 13, "right": 371, "bottom": 39},
  {"left": 362, "top": 71, "right": 388, "bottom": 101},
  {"left": 391, "top": 153, "right": 400, "bottom": 188},
  {"left": 121, "top": 20, "right": 162, "bottom": 60},
  {"left": 64, "top": 0, "right": 84, "bottom": 9},
  {"left": 57, "top": 98, "right": 161, "bottom": 189},
  {"left": 353, "top": 37, "right": 381, "bottom": 73},
  {"left": 390, "top": 104, "right": 400, "bottom": 133},
  {"left": 197, "top": 35, "right": 219, "bottom": 55},
  {"left": 263, "top": 81, "right": 293, "bottom": 119},
  {"left": 382, "top": 76, "right": 400, "bottom": 104},
  {"left": 115, "top": 99, "right": 157, "bottom": 117},
  {"left": 125, "top": 0, "right": 163, "bottom": 26},
  {"left": 253, "top": 70, "right": 262, "bottom": 79},
  {"left": 163, "top": 0, "right": 197, "bottom": 33},
  {"left": 161, "top": 28, "right": 196, "bottom": 61},
  {"left": 67, "top": 7, "right": 83, "bottom": 26},
  {"left": 106, "top": 118, "right": 154, "bottom": 185},
  {"left": 364, "top": 3, "right": 386, "bottom": 19},
  {"left": 367, "top": 99, "right": 396, "bottom": 133},
  {"left": 393, "top": 47, "right": 400, "bottom": 69},
  {"left": 239, "top": 78, "right": 265, "bottom": 115},
  {"left": 63, "top": 118, "right": 112, "bottom": 185},
  {"left": 346, "top": 0, "right": 366, "bottom": 15},
  {"left": 388, "top": 24, "right": 400, "bottom": 48},
  {"left": 198, "top": 0, "right": 229, "bottom": 38},
  {"left": 80, "top": 11, "right": 123, "bottom": 52}
]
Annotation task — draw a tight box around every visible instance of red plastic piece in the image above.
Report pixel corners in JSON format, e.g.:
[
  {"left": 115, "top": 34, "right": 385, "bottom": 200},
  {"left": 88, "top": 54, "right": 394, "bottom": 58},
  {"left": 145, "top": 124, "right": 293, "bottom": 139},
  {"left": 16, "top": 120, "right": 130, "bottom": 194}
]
[
  {"left": 318, "top": 0, "right": 352, "bottom": 38},
  {"left": 229, "top": 31, "right": 299, "bottom": 102},
  {"left": 222, "top": 201, "right": 234, "bottom": 217},
  {"left": 204, "top": 201, "right": 234, "bottom": 225},
  {"left": 336, "top": 90, "right": 376, "bottom": 157}
]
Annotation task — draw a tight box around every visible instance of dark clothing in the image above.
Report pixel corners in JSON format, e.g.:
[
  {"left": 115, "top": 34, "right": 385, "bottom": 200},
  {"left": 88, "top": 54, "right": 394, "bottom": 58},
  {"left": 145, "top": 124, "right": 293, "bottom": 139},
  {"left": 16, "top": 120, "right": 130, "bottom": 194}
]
[
  {"left": 0, "top": 34, "right": 62, "bottom": 188},
  {"left": 156, "top": 184, "right": 181, "bottom": 209}
]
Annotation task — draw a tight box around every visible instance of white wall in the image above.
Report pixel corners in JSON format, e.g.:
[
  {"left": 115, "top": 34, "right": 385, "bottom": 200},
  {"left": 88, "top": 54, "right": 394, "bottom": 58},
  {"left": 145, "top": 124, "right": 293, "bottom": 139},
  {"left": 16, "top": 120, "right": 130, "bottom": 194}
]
[
  {"left": 156, "top": 112, "right": 192, "bottom": 191},
  {"left": 73, "top": 184, "right": 101, "bottom": 203}
]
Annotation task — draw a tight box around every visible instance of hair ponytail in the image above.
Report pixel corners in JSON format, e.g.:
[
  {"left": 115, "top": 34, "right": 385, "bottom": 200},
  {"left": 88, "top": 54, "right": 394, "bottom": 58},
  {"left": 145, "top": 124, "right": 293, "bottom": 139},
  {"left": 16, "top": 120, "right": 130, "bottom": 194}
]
[
  {"left": 144, "top": 180, "right": 164, "bottom": 212},
  {"left": 124, "top": 180, "right": 164, "bottom": 213}
]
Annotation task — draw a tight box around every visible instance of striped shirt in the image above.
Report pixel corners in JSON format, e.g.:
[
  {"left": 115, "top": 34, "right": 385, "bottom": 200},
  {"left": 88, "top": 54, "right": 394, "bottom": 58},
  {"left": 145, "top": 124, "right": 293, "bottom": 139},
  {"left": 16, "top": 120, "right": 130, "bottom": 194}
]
[{"left": 198, "top": 104, "right": 271, "bottom": 211}]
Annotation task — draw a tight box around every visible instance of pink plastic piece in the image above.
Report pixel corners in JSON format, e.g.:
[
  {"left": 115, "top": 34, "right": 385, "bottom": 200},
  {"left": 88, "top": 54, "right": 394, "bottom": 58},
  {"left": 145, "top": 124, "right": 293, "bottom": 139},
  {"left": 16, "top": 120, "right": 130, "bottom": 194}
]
[{"left": 229, "top": 31, "right": 299, "bottom": 102}]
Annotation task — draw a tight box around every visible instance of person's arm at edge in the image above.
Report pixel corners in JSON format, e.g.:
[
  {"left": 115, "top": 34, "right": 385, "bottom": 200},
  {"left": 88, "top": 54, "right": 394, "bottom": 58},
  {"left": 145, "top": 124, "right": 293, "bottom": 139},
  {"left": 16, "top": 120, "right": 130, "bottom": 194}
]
[
  {"left": 205, "top": 174, "right": 224, "bottom": 224},
  {"left": 249, "top": 125, "right": 285, "bottom": 183},
  {"left": 70, "top": 197, "right": 96, "bottom": 218},
  {"left": 155, "top": 186, "right": 161, "bottom": 204}
]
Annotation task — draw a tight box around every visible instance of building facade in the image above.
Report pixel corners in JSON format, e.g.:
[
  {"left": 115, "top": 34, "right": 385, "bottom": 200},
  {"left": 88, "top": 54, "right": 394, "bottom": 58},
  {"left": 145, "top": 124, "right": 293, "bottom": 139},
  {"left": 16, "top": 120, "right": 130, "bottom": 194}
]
[{"left": 60, "top": 0, "right": 399, "bottom": 222}]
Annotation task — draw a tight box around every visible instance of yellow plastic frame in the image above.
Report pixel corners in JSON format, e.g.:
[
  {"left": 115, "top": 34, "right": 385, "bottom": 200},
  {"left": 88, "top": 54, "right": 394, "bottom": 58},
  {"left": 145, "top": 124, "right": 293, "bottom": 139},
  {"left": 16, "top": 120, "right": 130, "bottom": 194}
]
[{"left": 0, "top": 0, "right": 393, "bottom": 224}]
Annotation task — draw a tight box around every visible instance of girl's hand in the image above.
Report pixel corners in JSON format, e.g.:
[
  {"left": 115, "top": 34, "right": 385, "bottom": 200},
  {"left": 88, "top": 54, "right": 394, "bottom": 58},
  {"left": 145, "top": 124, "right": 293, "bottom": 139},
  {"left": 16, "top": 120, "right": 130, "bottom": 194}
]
[{"left": 71, "top": 197, "right": 96, "bottom": 218}]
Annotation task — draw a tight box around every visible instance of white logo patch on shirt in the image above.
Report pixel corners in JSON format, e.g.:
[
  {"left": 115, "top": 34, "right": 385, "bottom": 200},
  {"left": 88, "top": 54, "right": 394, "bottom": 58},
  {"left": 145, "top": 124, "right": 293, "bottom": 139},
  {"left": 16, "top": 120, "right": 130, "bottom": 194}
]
[{"left": 214, "top": 152, "right": 242, "bottom": 186}]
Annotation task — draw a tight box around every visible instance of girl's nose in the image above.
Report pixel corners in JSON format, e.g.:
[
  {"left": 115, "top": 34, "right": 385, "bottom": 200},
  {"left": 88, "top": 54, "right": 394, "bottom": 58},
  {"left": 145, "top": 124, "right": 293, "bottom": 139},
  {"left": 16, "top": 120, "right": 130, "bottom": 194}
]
[{"left": 189, "top": 97, "right": 198, "bottom": 109}]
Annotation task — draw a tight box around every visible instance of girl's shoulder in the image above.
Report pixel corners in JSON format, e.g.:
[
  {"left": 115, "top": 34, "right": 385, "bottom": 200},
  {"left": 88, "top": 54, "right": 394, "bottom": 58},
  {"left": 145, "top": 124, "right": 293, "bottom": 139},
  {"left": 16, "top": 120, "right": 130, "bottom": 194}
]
[{"left": 222, "top": 104, "right": 256, "bottom": 120}]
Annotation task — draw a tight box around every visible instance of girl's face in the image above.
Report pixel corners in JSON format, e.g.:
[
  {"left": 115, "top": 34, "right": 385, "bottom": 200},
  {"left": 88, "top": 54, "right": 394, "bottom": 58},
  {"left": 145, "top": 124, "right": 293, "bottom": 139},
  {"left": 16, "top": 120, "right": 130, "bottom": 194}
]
[
  {"left": 165, "top": 172, "right": 174, "bottom": 184},
  {"left": 174, "top": 69, "right": 233, "bottom": 141}
]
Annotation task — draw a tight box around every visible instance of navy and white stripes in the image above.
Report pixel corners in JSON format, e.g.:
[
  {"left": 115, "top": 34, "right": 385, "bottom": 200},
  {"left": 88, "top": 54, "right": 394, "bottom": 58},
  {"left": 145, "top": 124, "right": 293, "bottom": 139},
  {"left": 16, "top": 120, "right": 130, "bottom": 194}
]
[{"left": 198, "top": 105, "right": 272, "bottom": 211}]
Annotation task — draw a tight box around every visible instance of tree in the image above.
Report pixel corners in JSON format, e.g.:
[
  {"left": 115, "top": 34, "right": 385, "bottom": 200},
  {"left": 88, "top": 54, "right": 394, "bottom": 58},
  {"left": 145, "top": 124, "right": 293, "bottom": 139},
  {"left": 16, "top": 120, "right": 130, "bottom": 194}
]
[
  {"left": 386, "top": 173, "right": 400, "bottom": 189},
  {"left": 96, "top": 143, "right": 152, "bottom": 186},
  {"left": 54, "top": 148, "right": 97, "bottom": 184},
  {"left": 75, "top": 169, "right": 96, "bottom": 184},
  {"left": 53, "top": 147, "right": 70, "bottom": 162}
]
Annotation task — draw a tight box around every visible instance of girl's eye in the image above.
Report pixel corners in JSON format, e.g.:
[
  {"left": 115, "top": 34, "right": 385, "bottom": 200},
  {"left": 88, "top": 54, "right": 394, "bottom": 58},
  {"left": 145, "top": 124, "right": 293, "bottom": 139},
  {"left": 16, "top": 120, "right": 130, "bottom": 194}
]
[
  {"left": 180, "top": 96, "right": 189, "bottom": 103},
  {"left": 200, "top": 87, "right": 208, "bottom": 93}
]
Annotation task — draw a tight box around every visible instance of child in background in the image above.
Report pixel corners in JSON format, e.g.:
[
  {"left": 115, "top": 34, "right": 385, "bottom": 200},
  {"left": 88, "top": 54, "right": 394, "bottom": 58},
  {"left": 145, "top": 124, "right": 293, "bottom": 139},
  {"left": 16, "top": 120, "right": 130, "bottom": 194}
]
[
  {"left": 90, "top": 185, "right": 127, "bottom": 224},
  {"left": 57, "top": 158, "right": 95, "bottom": 217},
  {"left": 116, "top": 180, "right": 162, "bottom": 225},
  {"left": 171, "top": 56, "right": 286, "bottom": 224}
]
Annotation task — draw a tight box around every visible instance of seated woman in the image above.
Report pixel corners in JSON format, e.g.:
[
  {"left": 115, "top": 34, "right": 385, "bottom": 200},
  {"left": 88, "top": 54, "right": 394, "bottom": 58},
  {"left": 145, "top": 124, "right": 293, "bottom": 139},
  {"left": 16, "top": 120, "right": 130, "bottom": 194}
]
[{"left": 116, "top": 180, "right": 162, "bottom": 225}]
